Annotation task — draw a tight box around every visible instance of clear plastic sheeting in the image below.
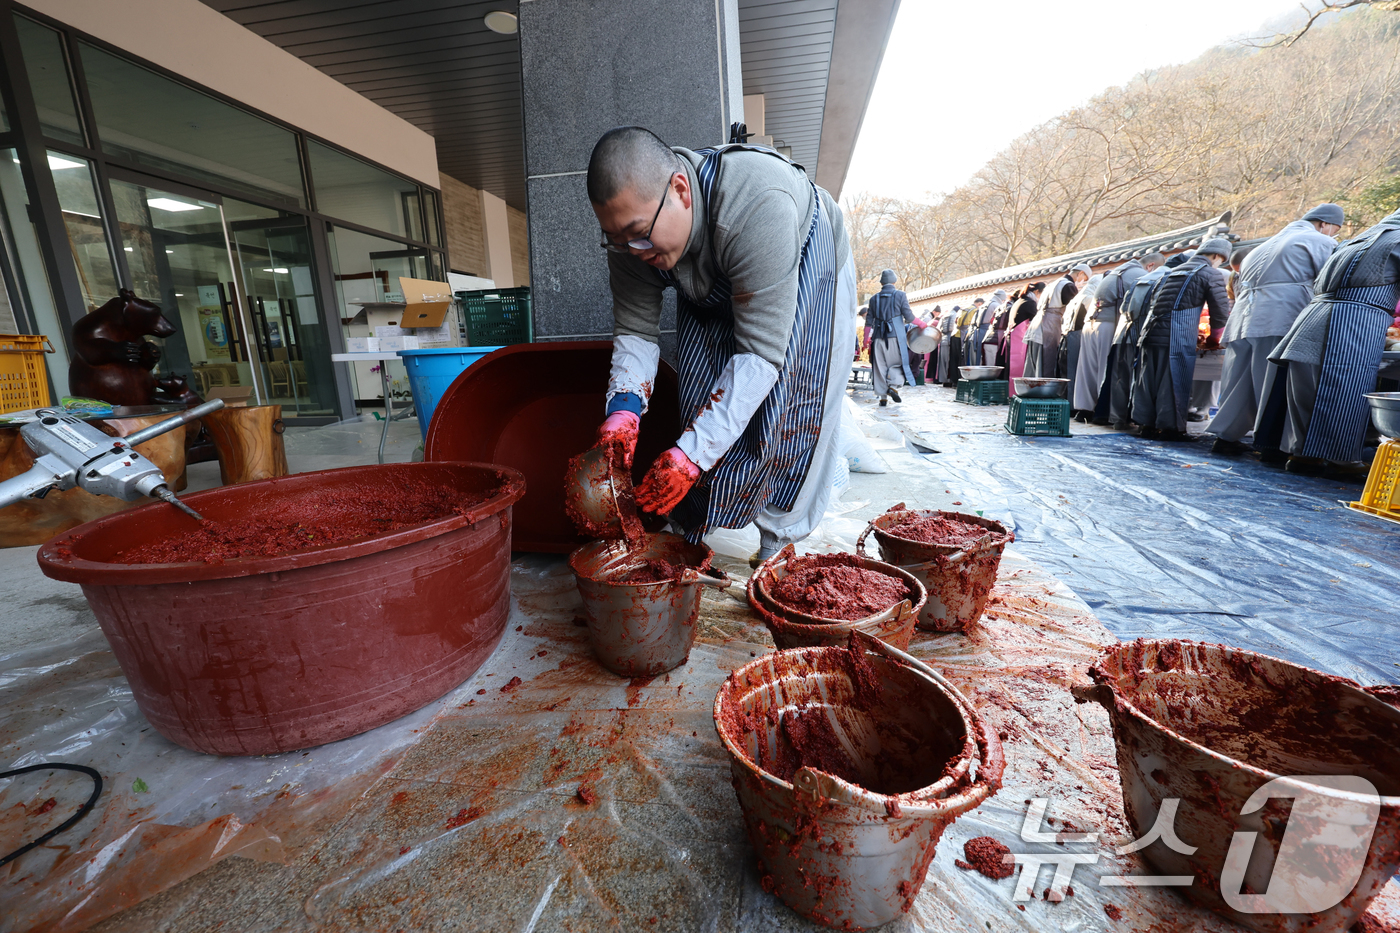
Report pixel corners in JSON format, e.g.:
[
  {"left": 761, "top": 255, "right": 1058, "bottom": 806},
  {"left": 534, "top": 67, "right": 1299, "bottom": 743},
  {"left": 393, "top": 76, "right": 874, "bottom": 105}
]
[
  {"left": 2, "top": 467, "right": 1400, "bottom": 924},
  {"left": 6, "top": 528, "right": 1399, "bottom": 931},
  {"left": 907, "top": 428, "right": 1400, "bottom": 686}
]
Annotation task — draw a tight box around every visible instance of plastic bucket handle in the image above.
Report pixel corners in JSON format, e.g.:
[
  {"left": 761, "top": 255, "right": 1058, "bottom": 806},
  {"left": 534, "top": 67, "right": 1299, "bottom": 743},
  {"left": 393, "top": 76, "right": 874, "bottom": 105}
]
[{"left": 786, "top": 631, "right": 1005, "bottom": 820}]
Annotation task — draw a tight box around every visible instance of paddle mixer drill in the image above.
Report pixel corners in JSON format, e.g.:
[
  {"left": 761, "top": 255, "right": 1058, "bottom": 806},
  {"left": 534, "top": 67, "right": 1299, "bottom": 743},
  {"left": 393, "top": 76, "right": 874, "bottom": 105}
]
[{"left": 0, "top": 399, "right": 224, "bottom": 519}]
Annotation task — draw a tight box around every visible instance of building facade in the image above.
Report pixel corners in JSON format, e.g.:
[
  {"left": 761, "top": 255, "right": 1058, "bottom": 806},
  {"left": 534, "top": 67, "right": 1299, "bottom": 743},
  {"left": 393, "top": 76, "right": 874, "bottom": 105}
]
[{"left": 0, "top": 0, "right": 897, "bottom": 422}]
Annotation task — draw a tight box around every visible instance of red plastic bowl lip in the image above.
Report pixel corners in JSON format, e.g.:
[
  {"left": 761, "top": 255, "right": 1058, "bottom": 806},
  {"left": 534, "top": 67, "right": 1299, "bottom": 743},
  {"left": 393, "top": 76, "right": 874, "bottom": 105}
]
[
  {"left": 422, "top": 340, "right": 614, "bottom": 462},
  {"left": 1092, "top": 638, "right": 1400, "bottom": 802},
  {"left": 36, "top": 461, "right": 526, "bottom": 587}
]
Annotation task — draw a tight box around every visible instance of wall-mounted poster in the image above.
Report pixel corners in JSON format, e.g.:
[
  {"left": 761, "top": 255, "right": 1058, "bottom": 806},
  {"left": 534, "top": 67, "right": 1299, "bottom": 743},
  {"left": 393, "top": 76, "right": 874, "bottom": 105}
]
[{"left": 197, "top": 285, "right": 230, "bottom": 361}]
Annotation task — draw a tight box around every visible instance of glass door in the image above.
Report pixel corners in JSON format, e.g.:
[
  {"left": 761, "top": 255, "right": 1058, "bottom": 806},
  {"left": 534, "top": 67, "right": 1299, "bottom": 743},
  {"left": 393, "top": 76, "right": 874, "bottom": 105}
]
[
  {"left": 224, "top": 199, "right": 335, "bottom": 416},
  {"left": 109, "top": 176, "right": 263, "bottom": 403},
  {"left": 108, "top": 175, "right": 336, "bottom": 417}
]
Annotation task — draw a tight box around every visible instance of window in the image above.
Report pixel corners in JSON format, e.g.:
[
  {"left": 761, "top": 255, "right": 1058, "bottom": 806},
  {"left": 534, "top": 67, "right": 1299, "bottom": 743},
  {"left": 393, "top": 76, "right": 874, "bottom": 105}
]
[
  {"left": 327, "top": 224, "right": 438, "bottom": 404},
  {"left": 423, "top": 190, "right": 443, "bottom": 248},
  {"left": 79, "top": 43, "right": 306, "bottom": 208},
  {"left": 0, "top": 149, "right": 72, "bottom": 396},
  {"left": 309, "top": 141, "right": 424, "bottom": 241},
  {"left": 14, "top": 16, "right": 84, "bottom": 145},
  {"left": 47, "top": 151, "right": 118, "bottom": 312}
]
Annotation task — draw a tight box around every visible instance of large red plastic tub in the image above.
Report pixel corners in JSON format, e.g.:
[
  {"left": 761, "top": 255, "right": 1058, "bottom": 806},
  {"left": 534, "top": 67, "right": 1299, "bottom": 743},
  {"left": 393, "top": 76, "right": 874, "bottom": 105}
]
[
  {"left": 423, "top": 341, "right": 680, "bottom": 552},
  {"left": 36, "top": 462, "right": 525, "bottom": 756}
]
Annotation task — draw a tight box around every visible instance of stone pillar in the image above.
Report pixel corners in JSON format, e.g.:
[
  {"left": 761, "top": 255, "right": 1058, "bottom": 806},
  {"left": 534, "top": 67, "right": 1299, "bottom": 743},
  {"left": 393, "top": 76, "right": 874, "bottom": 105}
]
[{"left": 518, "top": 0, "right": 744, "bottom": 358}]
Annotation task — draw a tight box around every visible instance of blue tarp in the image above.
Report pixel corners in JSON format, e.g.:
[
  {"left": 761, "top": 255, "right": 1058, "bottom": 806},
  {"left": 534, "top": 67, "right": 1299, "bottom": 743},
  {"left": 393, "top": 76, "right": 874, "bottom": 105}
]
[{"left": 918, "top": 430, "right": 1400, "bottom": 685}]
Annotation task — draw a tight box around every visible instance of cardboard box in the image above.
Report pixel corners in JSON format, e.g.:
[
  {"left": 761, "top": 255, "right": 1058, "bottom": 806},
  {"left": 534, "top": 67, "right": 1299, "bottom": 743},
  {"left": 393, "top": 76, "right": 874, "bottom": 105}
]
[
  {"left": 378, "top": 335, "right": 419, "bottom": 353},
  {"left": 398, "top": 277, "right": 454, "bottom": 329},
  {"left": 413, "top": 318, "right": 459, "bottom": 349},
  {"left": 345, "top": 336, "right": 380, "bottom": 353}
]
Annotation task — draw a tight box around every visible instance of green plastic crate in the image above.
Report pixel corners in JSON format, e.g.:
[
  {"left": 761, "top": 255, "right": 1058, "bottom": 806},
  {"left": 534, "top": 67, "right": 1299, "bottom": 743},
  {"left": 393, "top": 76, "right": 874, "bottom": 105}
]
[
  {"left": 457, "top": 287, "right": 532, "bottom": 346},
  {"left": 956, "top": 378, "right": 1008, "bottom": 406},
  {"left": 1005, "top": 396, "right": 1072, "bottom": 436}
]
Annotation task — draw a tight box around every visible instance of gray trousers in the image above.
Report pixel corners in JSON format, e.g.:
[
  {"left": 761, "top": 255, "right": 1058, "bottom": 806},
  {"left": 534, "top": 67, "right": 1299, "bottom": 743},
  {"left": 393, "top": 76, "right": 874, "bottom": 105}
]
[
  {"left": 1207, "top": 336, "right": 1281, "bottom": 442},
  {"left": 1132, "top": 344, "right": 1180, "bottom": 431},
  {"left": 1189, "top": 380, "right": 1218, "bottom": 413},
  {"left": 1075, "top": 321, "right": 1114, "bottom": 411},
  {"left": 1109, "top": 345, "right": 1135, "bottom": 425},
  {"left": 871, "top": 336, "right": 905, "bottom": 397},
  {"left": 1279, "top": 359, "right": 1322, "bottom": 457},
  {"left": 1023, "top": 341, "right": 1057, "bottom": 379}
]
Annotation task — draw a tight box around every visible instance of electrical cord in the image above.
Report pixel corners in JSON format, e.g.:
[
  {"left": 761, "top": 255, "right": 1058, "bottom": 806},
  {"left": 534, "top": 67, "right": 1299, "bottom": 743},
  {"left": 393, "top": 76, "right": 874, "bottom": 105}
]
[{"left": 0, "top": 763, "right": 103, "bottom": 867}]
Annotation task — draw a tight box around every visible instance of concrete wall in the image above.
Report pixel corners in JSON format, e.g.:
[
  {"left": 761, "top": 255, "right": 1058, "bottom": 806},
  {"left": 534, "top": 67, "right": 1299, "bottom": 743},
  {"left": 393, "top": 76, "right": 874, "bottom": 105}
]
[
  {"left": 440, "top": 173, "right": 487, "bottom": 276},
  {"left": 22, "top": 0, "right": 439, "bottom": 187},
  {"left": 518, "top": 0, "right": 742, "bottom": 347}
]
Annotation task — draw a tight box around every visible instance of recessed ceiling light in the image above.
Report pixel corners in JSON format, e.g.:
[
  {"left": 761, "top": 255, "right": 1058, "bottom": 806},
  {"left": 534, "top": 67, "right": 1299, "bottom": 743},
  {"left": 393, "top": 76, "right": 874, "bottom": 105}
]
[
  {"left": 484, "top": 11, "right": 517, "bottom": 34},
  {"left": 148, "top": 197, "right": 203, "bottom": 212},
  {"left": 263, "top": 267, "right": 289, "bottom": 274},
  {"left": 175, "top": 293, "right": 184, "bottom": 297},
  {"left": 46, "top": 154, "right": 85, "bottom": 170},
  {"left": 123, "top": 247, "right": 132, "bottom": 251},
  {"left": 166, "top": 249, "right": 174, "bottom": 254}
]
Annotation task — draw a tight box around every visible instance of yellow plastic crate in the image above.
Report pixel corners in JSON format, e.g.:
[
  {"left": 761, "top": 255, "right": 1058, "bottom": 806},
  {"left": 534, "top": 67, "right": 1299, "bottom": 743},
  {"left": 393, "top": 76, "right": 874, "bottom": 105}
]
[
  {"left": 1348, "top": 438, "right": 1400, "bottom": 525},
  {"left": 0, "top": 334, "right": 55, "bottom": 414}
]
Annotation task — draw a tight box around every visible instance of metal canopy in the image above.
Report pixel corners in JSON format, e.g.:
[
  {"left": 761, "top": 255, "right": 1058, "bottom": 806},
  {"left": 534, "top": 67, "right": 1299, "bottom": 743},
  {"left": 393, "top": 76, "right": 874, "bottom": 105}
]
[{"left": 201, "top": 0, "right": 893, "bottom": 210}]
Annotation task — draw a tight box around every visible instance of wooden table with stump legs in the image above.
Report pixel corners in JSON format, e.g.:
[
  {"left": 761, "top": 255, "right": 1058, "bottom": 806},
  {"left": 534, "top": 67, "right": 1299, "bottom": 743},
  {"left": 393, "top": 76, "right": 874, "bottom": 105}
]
[{"left": 202, "top": 404, "right": 289, "bottom": 486}]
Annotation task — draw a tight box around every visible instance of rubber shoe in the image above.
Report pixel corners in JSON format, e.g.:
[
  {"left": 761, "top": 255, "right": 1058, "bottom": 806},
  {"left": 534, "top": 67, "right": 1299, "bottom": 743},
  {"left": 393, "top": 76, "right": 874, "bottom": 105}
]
[
  {"left": 888, "top": 387, "right": 902, "bottom": 403},
  {"left": 879, "top": 398, "right": 888, "bottom": 407},
  {"left": 1257, "top": 447, "right": 1287, "bottom": 464},
  {"left": 1211, "top": 437, "right": 1250, "bottom": 456},
  {"left": 1285, "top": 455, "right": 1326, "bottom": 475},
  {"left": 1325, "top": 460, "right": 1371, "bottom": 476}
]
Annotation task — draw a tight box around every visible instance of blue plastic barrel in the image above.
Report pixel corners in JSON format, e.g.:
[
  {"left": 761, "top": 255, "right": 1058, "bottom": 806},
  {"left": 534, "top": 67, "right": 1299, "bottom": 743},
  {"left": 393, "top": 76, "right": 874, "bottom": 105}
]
[{"left": 398, "top": 347, "right": 503, "bottom": 439}]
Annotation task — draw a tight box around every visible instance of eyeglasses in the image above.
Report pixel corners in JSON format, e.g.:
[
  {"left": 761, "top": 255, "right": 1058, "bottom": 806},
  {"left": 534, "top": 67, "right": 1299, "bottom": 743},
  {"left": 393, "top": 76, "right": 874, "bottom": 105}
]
[{"left": 600, "top": 174, "right": 674, "bottom": 253}]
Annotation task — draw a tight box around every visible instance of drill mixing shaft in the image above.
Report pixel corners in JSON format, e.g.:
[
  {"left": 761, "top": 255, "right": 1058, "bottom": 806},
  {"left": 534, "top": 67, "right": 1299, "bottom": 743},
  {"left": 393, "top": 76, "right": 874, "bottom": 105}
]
[{"left": 0, "top": 399, "right": 225, "bottom": 516}]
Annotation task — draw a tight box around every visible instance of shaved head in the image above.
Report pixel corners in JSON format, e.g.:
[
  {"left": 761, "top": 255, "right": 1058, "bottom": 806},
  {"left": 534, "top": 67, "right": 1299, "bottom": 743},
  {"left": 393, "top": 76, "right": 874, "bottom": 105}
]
[
  {"left": 587, "top": 127, "right": 678, "bottom": 205},
  {"left": 1141, "top": 251, "right": 1166, "bottom": 267}
]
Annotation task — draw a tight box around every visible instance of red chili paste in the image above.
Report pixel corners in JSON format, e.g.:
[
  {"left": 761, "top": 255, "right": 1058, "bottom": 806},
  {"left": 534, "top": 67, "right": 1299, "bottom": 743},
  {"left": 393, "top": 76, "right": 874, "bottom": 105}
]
[
  {"left": 769, "top": 553, "right": 909, "bottom": 620},
  {"left": 613, "top": 559, "right": 684, "bottom": 584},
  {"left": 961, "top": 835, "right": 1014, "bottom": 880},
  {"left": 563, "top": 439, "right": 646, "bottom": 548},
  {"left": 120, "top": 479, "right": 496, "bottom": 564},
  {"left": 886, "top": 513, "right": 988, "bottom": 547}
]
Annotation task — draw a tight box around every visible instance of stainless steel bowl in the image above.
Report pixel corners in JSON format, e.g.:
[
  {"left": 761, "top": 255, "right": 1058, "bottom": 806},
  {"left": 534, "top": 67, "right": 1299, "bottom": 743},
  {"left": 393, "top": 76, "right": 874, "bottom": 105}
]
[
  {"left": 959, "top": 365, "right": 1004, "bottom": 381},
  {"left": 1366, "top": 392, "right": 1400, "bottom": 439},
  {"left": 1013, "top": 377, "right": 1070, "bottom": 399}
]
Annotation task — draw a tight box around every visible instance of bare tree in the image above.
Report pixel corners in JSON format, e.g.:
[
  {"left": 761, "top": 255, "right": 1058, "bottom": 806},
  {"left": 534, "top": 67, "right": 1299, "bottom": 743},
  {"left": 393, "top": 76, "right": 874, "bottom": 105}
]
[
  {"left": 1252, "top": 0, "right": 1400, "bottom": 47},
  {"left": 847, "top": 6, "right": 1400, "bottom": 287}
]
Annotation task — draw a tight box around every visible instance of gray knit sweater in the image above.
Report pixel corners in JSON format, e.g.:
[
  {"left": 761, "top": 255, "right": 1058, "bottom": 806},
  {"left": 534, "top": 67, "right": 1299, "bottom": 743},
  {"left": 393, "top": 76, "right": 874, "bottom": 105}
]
[{"left": 607, "top": 146, "right": 852, "bottom": 367}]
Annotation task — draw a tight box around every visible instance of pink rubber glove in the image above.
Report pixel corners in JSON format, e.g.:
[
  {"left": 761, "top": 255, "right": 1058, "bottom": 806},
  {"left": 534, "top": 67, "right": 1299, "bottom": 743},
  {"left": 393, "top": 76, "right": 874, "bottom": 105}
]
[
  {"left": 596, "top": 410, "right": 640, "bottom": 468},
  {"left": 635, "top": 447, "right": 701, "bottom": 515}
]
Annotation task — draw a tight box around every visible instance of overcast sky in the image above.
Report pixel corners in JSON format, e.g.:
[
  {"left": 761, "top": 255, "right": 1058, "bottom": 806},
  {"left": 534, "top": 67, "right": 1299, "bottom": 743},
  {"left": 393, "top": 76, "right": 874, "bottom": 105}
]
[{"left": 842, "top": 0, "right": 1307, "bottom": 203}]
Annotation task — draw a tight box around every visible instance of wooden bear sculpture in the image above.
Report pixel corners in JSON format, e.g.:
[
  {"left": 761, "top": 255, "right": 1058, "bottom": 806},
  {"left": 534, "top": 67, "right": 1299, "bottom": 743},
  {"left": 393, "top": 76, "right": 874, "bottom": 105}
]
[
  {"left": 69, "top": 289, "right": 177, "bottom": 405},
  {"left": 155, "top": 372, "right": 219, "bottom": 464}
]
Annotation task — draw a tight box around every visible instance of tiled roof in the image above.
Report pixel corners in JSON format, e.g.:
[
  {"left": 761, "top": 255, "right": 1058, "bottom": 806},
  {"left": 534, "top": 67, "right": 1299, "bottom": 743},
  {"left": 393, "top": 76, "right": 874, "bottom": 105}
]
[{"left": 906, "top": 212, "right": 1233, "bottom": 303}]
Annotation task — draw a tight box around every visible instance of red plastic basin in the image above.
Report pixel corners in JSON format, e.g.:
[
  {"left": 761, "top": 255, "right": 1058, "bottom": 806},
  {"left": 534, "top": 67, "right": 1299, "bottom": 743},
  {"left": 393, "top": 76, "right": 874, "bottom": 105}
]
[
  {"left": 423, "top": 341, "right": 680, "bottom": 552},
  {"left": 36, "top": 462, "right": 525, "bottom": 756}
]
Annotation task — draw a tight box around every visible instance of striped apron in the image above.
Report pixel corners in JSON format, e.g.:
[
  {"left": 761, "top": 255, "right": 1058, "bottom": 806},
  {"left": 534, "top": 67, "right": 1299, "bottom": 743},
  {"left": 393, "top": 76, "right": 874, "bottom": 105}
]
[
  {"left": 1298, "top": 284, "right": 1393, "bottom": 460},
  {"left": 662, "top": 146, "right": 838, "bottom": 541},
  {"left": 1138, "top": 266, "right": 1203, "bottom": 432}
]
